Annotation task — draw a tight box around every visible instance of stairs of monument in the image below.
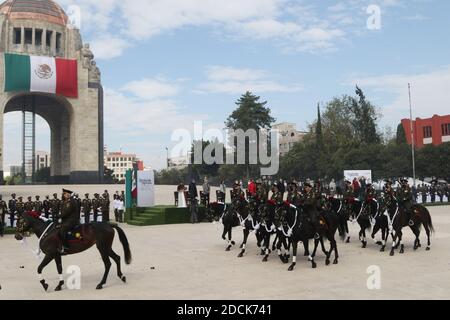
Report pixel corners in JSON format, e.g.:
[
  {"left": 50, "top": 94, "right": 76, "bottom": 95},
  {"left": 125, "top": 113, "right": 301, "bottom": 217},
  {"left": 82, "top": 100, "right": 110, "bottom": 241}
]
[{"left": 126, "top": 206, "right": 206, "bottom": 226}]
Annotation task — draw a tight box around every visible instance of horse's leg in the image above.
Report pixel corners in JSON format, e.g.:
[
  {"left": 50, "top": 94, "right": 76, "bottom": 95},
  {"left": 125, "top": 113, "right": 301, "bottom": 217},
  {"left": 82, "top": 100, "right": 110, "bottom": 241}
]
[
  {"left": 303, "top": 240, "right": 310, "bottom": 257},
  {"left": 309, "top": 239, "right": 319, "bottom": 269},
  {"left": 332, "top": 237, "right": 339, "bottom": 265},
  {"left": 412, "top": 226, "right": 421, "bottom": 251},
  {"left": 109, "top": 249, "right": 126, "bottom": 283},
  {"left": 380, "top": 227, "right": 386, "bottom": 252},
  {"left": 262, "top": 235, "right": 271, "bottom": 262},
  {"left": 37, "top": 254, "right": 54, "bottom": 292},
  {"left": 221, "top": 226, "right": 227, "bottom": 241},
  {"left": 272, "top": 233, "right": 278, "bottom": 251},
  {"left": 321, "top": 237, "right": 331, "bottom": 266},
  {"left": 390, "top": 231, "right": 397, "bottom": 256},
  {"left": 288, "top": 240, "right": 298, "bottom": 271},
  {"left": 238, "top": 229, "right": 249, "bottom": 258},
  {"left": 54, "top": 254, "right": 65, "bottom": 291},
  {"left": 225, "top": 226, "right": 233, "bottom": 251},
  {"left": 276, "top": 233, "right": 287, "bottom": 264},
  {"left": 423, "top": 222, "right": 431, "bottom": 251},
  {"left": 398, "top": 230, "right": 405, "bottom": 254},
  {"left": 96, "top": 247, "right": 112, "bottom": 290},
  {"left": 345, "top": 222, "right": 350, "bottom": 243},
  {"left": 283, "top": 237, "right": 291, "bottom": 261}
]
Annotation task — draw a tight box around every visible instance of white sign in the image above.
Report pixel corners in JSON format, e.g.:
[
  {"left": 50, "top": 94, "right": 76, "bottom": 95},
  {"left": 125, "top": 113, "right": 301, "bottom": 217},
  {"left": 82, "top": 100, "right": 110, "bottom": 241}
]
[
  {"left": 137, "top": 170, "right": 155, "bottom": 208},
  {"left": 344, "top": 170, "right": 372, "bottom": 183}
]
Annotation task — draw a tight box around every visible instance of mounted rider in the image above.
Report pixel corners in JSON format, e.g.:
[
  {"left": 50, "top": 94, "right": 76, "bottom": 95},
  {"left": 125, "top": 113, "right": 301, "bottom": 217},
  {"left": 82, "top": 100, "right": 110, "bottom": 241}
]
[
  {"left": 231, "top": 182, "right": 245, "bottom": 206},
  {"left": 287, "top": 181, "right": 301, "bottom": 207},
  {"left": 58, "top": 189, "right": 80, "bottom": 253},
  {"left": 396, "top": 178, "right": 414, "bottom": 226},
  {"left": 364, "top": 183, "right": 377, "bottom": 216},
  {"left": 255, "top": 180, "right": 268, "bottom": 204},
  {"left": 342, "top": 179, "right": 355, "bottom": 212},
  {"left": 302, "top": 182, "right": 321, "bottom": 240}
]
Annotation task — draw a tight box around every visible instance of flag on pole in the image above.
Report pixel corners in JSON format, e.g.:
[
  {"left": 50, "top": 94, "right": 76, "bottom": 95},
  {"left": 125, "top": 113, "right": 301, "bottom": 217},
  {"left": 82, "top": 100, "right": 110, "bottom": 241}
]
[
  {"left": 131, "top": 169, "right": 138, "bottom": 199},
  {"left": 4, "top": 53, "right": 78, "bottom": 98}
]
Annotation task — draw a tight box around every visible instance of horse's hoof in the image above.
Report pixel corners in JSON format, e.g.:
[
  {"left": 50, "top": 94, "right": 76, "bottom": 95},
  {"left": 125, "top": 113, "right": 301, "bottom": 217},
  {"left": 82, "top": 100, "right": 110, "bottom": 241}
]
[
  {"left": 312, "top": 262, "right": 317, "bottom": 269},
  {"left": 239, "top": 244, "right": 244, "bottom": 249},
  {"left": 380, "top": 247, "right": 385, "bottom": 252},
  {"left": 304, "top": 252, "right": 310, "bottom": 257},
  {"left": 346, "top": 238, "right": 350, "bottom": 244},
  {"left": 262, "top": 256, "right": 268, "bottom": 262},
  {"left": 376, "top": 241, "right": 383, "bottom": 246},
  {"left": 231, "top": 241, "right": 236, "bottom": 246},
  {"left": 288, "top": 264, "right": 296, "bottom": 272},
  {"left": 55, "top": 281, "right": 64, "bottom": 292},
  {"left": 400, "top": 249, "right": 404, "bottom": 254},
  {"left": 260, "top": 250, "right": 265, "bottom": 256},
  {"left": 390, "top": 250, "right": 395, "bottom": 257},
  {"left": 225, "top": 246, "right": 231, "bottom": 252},
  {"left": 362, "top": 242, "right": 367, "bottom": 249},
  {"left": 326, "top": 259, "right": 331, "bottom": 266},
  {"left": 426, "top": 247, "right": 430, "bottom": 251},
  {"left": 96, "top": 284, "right": 103, "bottom": 290},
  {"left": 238, "top": 251, "right": 244, "bottom": 258},
  {"left": 40, "top": 280, "right": 49, "bottom": 292},
  {"left": 333, "top": 259, "right": 338, "bottom": 265},
  {"left": 121, "top": 276, "right": 126, "bottom": 283}
]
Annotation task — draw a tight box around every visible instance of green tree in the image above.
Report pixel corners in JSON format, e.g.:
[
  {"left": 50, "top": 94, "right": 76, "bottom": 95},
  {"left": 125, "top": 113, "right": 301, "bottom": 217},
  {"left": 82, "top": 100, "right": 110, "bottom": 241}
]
[
  {"left": 225, "top": 92, "right": 276, "bottom": 178},
  {"left": 35, "top": 167, "right": 51, "bottom": 183},
  {"left": 396, "top": 123, "right": 407, "bottom": 144}
]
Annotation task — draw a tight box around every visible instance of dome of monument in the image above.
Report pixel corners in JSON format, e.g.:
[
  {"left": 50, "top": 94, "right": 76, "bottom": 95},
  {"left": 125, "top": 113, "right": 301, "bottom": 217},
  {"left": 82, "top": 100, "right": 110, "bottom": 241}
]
[{"left": 0, "top": 0, "right": 68, "bottom": 26}]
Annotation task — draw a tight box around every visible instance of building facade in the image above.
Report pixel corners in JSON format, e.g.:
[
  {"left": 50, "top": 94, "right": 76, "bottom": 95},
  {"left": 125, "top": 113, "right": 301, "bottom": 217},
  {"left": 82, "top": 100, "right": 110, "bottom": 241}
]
[
  {"left": 105, "top": 151, "right": 143, "bottom": 181},
  {"left": 401, "top": 114, "right": 450, "bottom": 148},
  {"left": 273, "top": 122, "right": 307, "bottom": 157},
  {"left": 35, "top": 150, "right": 50, "bottom": 169}
]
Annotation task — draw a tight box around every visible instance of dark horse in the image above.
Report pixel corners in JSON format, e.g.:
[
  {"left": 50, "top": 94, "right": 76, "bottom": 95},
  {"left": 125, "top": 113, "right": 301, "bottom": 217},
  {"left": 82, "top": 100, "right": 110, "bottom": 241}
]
[
  {"left": 288, "top": 205, "right": 340, "bottom": 271},
  {"left": 354, "top": 199, "right": 379, "bottom": 248},
  {"left": 15, "top": 212, "right": 132, "bottom": 291},
  {"left": 326, "top": 197, "right": 351, "bottom": 243},
  {"left": 208, "top": 202, "right": 240, "bottom": 251},
  {"left": 385, "top": 200, "right": 434, "bottom": 256},
  {"left": 370, "top": 195, "right": 390, "bottom": 252},
  {"left": 236, "top": 198, "right": 263, "bottom": 258}
]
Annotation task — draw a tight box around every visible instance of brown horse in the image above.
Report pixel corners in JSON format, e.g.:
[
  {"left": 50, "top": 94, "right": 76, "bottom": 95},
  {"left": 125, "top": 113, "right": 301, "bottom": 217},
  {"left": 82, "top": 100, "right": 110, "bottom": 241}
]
[{"left": 15, "top": 212, "right": 132, "bottom": 291}]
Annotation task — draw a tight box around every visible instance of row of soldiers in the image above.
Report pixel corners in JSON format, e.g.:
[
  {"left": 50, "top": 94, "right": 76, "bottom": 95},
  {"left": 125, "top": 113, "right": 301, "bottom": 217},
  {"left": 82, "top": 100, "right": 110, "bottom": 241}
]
[
  {"left": 0, "top": 191, "right": 113, "bottom": 229},
  {"left": 416, "top": 183, "right": 449, "bottom": 204}
]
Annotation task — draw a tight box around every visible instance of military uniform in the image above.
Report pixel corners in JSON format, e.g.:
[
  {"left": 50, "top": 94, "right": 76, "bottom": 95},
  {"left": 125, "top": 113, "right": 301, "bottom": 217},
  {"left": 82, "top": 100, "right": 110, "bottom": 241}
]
[
  {"left": 92, "top": 194, "right": 101, "bottom": 222},
  {"left": 81, "top": 195, "right": 92, "bottom": 224},
  {"left": 429, "top": 184, "right": 437, "bottom": 203},
  {"left": 101, "top": 194, "right": 110, "bottom": 222},
  {"left": 397, "top": 180, "right": 413, "bottom": 221},
  {"left": 8, "top": 195, "right": 17, "bottom": 228},
  {"left": 59, "top": 190, "right": 80, "bottom": 251},
  {"left": 16, "top": 197, "right": 25, "bottom": 219},
  {"left": 24, "top": 197, "right": 34, "bottom": 212},
  {"left": 270, "top": 190, "right": 284, "bottom": 206},
  {"left": 50, "top": 194, "right": 61, "bottom": 221},
  {"left": 302, "top": 186, "right": 321, "bottom": 237},
  {"left": 34, "top": 196, "right": 43, "bottom": 215},
  {"left": 0, "top": 197, "right": 7, "bottom": 236},
  {"left": 255, "top": 185, "right": 268, "bottom": 204},
  {"left": 43, "top": 196, "right": 51, "bottom": 219}
]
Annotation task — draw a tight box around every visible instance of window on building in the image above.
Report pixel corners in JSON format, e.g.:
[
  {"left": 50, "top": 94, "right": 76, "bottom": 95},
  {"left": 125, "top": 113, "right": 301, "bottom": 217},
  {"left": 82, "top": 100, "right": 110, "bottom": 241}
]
[
  {"left": 56, "top": 32, "right": 62, "bottom": 51},
  {"left": 35, "top": 29, "right": 43, "bottom": 46},
  {"left": 442, "top": 123, "right": 450, "bottom": 136},
  {"left": 423, "top": 126, "right": 432, "bottom": 138},
  {"left": 46, "top": 30, "right": 52, "bottom": 47},
  {"left": 13, "top": 28, "right": 21, "bottom": 44},
  {"left": 107, "top": 157, "right": 111, "bottom": 162},
  {"left": 24, "top": 29, "right": 33, "bottom": 45}
]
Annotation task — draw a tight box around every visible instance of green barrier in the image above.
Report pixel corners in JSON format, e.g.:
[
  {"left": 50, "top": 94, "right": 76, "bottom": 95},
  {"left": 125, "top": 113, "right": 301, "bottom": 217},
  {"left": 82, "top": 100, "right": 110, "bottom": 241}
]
[{"left": 126, "top": 206, "right": 207, "bottom": 226}]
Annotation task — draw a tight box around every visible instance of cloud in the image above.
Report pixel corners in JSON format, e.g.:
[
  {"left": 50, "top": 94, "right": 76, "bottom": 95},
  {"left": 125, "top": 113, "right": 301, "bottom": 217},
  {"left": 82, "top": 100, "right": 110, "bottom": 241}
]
[
  {"left": 89, "top": 37, "right": 130, "bottom": 60},
  {"left": 350, "top": 66, "right": 450, "bottom": 125},
  {"left": 197, "top": 66, "right": 303, "bottom": 94},
  {"left": 121, "top": 77, "right": 180, "bottom": 100}
]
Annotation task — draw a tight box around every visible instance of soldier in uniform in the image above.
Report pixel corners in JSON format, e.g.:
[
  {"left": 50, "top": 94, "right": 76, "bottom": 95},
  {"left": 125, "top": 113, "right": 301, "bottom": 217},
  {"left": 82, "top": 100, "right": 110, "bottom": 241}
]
[
  {"left": 287, "top": 182, "right": 301, "bottom": 207},
  {"left": 50, "top": 193, "right": 61, "bottom": 221},
  {"left": 255, "top": 181, "right": 267, "bottom": 204},
  {"left": 43, "top": 196, "right": 51, "bottom": 219},
  {"left": 24, "top": 196, "right": 34, "bottom": 213},
  {"left": 397, "top": 178, "right": 414, "bottom": 225},
  {"left": 364, "top": 183, "right": 377, "bottom": 216},
  {"left": 437, "top": 184, "right": 445, "bottom": 203},
  {"left": 231, "top": 182, "right": 245, "bottom": 205},
  {"left": 302, "top": 183, "right": 321, "bottom": 239},
  {"left": 0, "top": 195, "right": 7, "bottom": 237},
  {"left": 429, "top": 182, "right": 437, "bottom": 203},
  {"left": 8, "top": 194, "right": 17, "bottom": 228},
  {"left": 58, "top": 189, "right": 80, "bottom": 253},
  {"left": 342, "top": 180, "right": 355, "bottom": 212},
  {"left": 34, "top": 196, "right": 43, "bottom": 216},
  {"left": 92, "top": 193, "right": 101, "bottom": 222},
  {"left": 81, "top": 194, "right": 92, "bottom": 224},
  {"left": 270, "top": 184, "right": 284, "bottom": 205},
  {"left": 16, "top": 197, "right": 25, "bottom": 221},
  {"left": 101, "top": 193, "right": 110, "bottom": 222}
]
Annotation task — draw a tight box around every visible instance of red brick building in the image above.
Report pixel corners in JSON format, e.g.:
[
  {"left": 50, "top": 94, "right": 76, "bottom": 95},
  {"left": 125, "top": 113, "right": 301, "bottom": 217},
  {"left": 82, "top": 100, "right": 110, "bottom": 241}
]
[{"left": 401, "top": 115, "right": 450, "bottom": 148}]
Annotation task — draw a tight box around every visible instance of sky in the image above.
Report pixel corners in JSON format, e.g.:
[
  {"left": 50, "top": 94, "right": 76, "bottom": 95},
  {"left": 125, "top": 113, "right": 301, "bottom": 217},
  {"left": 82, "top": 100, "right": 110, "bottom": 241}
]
[{"left": 3, "top": 0, "right": 450, "bottom": 170}]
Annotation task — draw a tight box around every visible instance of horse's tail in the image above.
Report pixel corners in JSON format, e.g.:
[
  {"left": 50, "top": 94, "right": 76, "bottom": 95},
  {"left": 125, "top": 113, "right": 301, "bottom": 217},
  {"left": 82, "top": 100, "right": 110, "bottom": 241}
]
[
  {"left": 112, "top": 225, "right": 132, "bottom": 264},
  {"left": 421, "top": 206, "right": 435, "bottom": 234}
]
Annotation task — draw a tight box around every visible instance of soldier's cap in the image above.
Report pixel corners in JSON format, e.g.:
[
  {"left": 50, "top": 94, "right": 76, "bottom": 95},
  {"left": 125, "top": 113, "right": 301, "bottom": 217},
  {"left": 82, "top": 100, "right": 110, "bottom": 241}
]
[
  {"left": 46, "top": 195, "right": 50, "bottom": 198},
  {"left": 11, "top": 193, "right": 16, "bottom": 197},
  {"left": 385, "top": 179, "right": 393, "bottom": 184},
  {"left": 304, "top": 182, "right": 313, "bottom": 188},
  {"left": 53, "top": 193, "right": 58, "bottom": 197},
  {"left": 400, "top": 178, "right": 408, "bottom": 183},
  {"left": 35, "top": 195, "right": 40, "bottom": 198},
  {"left": 62, "top": 189, "right": 73, "bottom": 195},
  {"left": 18, "top": 196, "right": 23, "bottom": 199},
  {"left": 85, "top": 193, "right": 90, "bottom": 197},
  {"left": 27, "top": 196, "right": 32, "bottom": 200}
]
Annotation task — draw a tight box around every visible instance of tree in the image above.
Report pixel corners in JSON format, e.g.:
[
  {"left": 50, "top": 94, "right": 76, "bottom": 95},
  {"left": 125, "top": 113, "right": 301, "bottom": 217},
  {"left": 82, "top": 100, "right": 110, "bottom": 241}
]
[
  {"left": 104, "top": 166, "right": 115, "bottom": 184},
  {"left": 316, "top": 103, "right": 323, "bottom": 149},
  {"left": 190, "top": 139, "right": 225, "bottom": 178},
  {"left": 396, "top": 123, "right": 407, "bottom": 144},
  {"left": 35, "top": 167, "right": 50, "bottom": 183},
  {"left": 225, "top": 92, "right": 276, "bottom": 178}
]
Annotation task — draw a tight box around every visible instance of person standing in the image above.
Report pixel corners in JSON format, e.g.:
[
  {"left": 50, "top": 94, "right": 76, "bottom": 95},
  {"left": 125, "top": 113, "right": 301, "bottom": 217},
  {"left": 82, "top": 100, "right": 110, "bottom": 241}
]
[
  {"left": 92, "top": 193, "right": 101, "bottom": 222},
  {"left": 329, "top": 179, "right": 337, "bottom": 196},
  {"left": 177, "top": 183, "right": 187, "bottom": 208},
  {"left": 0, "top": 195, "right": 7, "bottom": 237},
  {"left": 8, "top": 194, "right": 17, "bottom": 228},
  {"left": 248, "top": 179, "right": 257, "bottom": 198},
  {"left": 117, "top": 196, "right": 125, "bottom": 223},
  {"left": 50, "top": 193, "right": 61, "bottom": 222},
  {"left": 189, "top": 179, "right": 198, "bottom": 204},
  {"left": 34, "top": 196, "right": 43, "bottom": 216},
  {"left": 24, "top": 196, "right": 34, "bottom": 213},
  {"left": 218, "top": 180, "right": 227, "bottom": 202},
  {"left": 202, "top": 177, "right": 211, "bottom": 205},
  {"left": 43, "top": 195, "right": 51, "bottom": 219},
  {"left": 81, "top": 194, "right": 92, "bottom": 224},
  {"left": 101, "top": 193, "right": 110, "bottom": 222}
]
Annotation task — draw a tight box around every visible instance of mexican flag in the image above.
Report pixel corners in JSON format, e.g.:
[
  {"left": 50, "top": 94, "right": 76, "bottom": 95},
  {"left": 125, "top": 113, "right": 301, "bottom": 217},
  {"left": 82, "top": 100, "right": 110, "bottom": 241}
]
[{"left": 4, "top": 53, "right": 78, "bottom": 98}]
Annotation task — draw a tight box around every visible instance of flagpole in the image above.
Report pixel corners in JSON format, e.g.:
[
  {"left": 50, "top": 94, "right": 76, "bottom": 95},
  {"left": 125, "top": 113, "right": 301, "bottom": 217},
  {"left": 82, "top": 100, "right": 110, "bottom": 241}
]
[{"left": 408, "top": 83, "right": 417, "bottom": 187}]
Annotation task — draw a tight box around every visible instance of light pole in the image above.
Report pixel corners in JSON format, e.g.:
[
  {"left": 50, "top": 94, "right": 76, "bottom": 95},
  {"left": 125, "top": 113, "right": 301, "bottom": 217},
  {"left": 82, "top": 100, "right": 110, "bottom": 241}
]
[
  {"left": 408, "top": 83, "right": 417, "bottom": 187},
  {"left": 166, "top": 147, "right": 170, "bottom": 169}
]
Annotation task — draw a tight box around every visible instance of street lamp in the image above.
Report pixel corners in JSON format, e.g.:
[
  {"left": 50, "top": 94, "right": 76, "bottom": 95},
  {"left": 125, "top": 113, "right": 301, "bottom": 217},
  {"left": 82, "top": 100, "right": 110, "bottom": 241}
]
[
  {"left": 408, "top": 83, "right": 417, "bottom": 187},
  {"left": 166, "top": 147, "right": 170, "bottom": 169}
]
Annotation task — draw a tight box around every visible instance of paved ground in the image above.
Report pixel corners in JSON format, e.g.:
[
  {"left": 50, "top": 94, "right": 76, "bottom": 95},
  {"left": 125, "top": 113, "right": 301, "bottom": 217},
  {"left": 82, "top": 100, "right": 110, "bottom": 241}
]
[{"left": 0, "top": 205, "right": 449, "bottom": 300}]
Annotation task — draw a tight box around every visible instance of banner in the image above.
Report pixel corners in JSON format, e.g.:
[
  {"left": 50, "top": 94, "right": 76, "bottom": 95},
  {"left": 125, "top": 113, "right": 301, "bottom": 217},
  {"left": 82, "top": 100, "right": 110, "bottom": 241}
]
[
  {"left": 344, "top": 170, "right": 372, "bottom": 183},
  {"left": 137, "top": 170, "right": 155, "bottom": 208}
]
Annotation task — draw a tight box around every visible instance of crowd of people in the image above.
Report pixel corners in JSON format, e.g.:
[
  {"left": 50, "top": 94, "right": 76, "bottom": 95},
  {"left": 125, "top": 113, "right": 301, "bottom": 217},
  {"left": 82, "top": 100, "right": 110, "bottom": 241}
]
[{"left": 0, "top": 190, "right": 127, "bottom": 237}]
